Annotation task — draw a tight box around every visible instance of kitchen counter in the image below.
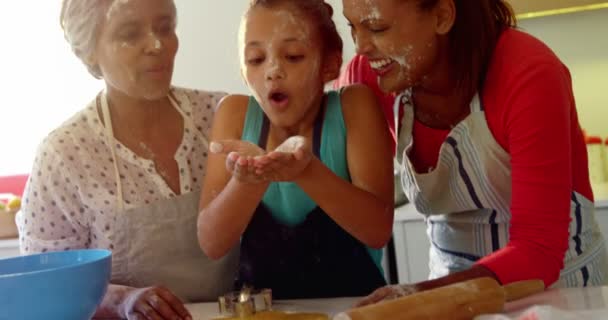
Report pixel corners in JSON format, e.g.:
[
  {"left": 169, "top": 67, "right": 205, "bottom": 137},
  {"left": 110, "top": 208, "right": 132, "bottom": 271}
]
[
  {"left": 187, "top": 297, "right": 356, "bottom": 319},
  {"left": 186, "top": 286, "right": 608, "bottom": 319},
  {"left": 501, "top": 286, "right": 608, "bottom": 316}
]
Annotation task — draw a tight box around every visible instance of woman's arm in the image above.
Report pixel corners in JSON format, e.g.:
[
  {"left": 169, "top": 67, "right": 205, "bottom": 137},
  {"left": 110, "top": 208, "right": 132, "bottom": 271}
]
[
  {"left": 93, "top": 284, "right": 133, "bottom": 318},
  {"left": 94, "top": 284, "right": 191, "bottom": 319},
  {"left": 197, "top": 95, "right": 269, "bottom": 260},
  {"left": 334, "top": 54, "right": 397, "bottom": 150},
  {"left": 16, "top": 140, "right": 88, "bottom": 254},
  {"left": 295, "top": 84, "right": 394, "bottom": 249},
  {"left": 474, "top": 59, "right": 575, "bottom": 287},
  {"left": 16, "top": 138, "right": 191, "bottom": 319},
  {"left": 403, "top": 59, "right": 575, "bottom": 294}
]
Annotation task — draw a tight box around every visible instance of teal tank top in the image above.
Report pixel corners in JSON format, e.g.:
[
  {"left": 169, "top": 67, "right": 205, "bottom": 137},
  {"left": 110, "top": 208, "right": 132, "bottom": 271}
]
[{"left": 241, "top": 90, "right": 384, "bottom": 274}]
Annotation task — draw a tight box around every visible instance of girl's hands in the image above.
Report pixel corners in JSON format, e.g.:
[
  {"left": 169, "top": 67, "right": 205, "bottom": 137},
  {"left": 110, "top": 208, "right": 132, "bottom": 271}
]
[
  {"left": 210, "top": 140, "right": 266, "bottom": 184},
  {"left": 210, "top": 136, "right": 313, "bottom": 183},
  {"left": 253, "top": 136, "right": 313, "bottom": 182}
]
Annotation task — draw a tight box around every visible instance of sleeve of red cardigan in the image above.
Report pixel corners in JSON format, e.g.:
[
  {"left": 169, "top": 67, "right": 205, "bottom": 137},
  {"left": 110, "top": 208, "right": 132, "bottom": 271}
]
[
  {"left": 476, "top": 60, "right": 574, "bottom": 287},
  {"left": 334, "top": 54, "right": 368, "bottom": 89},
  {"left": 334, "top": 55, "right": 397, "bottom": 151}
]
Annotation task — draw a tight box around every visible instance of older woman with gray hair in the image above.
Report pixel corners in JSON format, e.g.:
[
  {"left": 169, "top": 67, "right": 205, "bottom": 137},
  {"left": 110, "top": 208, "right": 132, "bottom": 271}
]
[{"left": 16, "top": 0, "right": 239, "bottom": 319}]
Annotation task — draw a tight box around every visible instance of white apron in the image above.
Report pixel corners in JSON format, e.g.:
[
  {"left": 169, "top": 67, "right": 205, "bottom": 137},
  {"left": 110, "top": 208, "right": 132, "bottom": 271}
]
[
  {"left": 395, "top": 91, "right": 608, "bottom": 287},
  {"left": 100, "top": 92, "right": 239, "bottom": 302}
]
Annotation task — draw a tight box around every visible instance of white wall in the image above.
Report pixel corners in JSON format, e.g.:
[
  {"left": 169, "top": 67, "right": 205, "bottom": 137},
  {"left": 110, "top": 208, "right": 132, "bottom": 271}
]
[
  {"left": 0, "top": 1, "right": 103, "bottom": 176},
  {"left": 518, "top": 8, "right": 608, "bottom": 138},
  {"left": 172, "top": 1, "right": 249, "bottom": 94}
]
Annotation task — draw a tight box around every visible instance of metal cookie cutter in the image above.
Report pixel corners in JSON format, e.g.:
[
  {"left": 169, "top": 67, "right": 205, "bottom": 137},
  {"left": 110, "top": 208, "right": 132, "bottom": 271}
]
[{"left": 218, "top": 288, "right": 273, "bottom": 317}]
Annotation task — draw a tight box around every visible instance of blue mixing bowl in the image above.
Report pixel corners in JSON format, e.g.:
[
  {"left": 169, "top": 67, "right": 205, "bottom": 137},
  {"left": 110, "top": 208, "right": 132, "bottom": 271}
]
[{"left": 0, "top": 249, "right": 112, "bottom": 320}]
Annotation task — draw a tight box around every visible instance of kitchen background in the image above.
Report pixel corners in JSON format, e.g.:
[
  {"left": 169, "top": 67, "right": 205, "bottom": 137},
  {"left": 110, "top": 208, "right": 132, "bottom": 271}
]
[
  {"left": 1, "top": 1, "right": 607, "bottom": 176},
  {"left": 1, "top": 1, "right": 608, "bottom": 275}
]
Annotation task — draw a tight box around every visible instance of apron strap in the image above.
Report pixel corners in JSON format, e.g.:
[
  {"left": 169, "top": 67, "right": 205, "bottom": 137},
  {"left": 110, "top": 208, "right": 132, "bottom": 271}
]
[
  {"left": 98, "top": 89, "right": 207, "bottom": 211},
  {"left": 168, "top": 91, "right": 210, "bottom": 149},
  {"left": 470, "top": 93, "right": 483, "bottom": 112},
  {"left": 393, "top": 89, "right": 411, "bottom": 169},
  {"left": 98, "top": 93, "right": 125, "bottom": 211}
]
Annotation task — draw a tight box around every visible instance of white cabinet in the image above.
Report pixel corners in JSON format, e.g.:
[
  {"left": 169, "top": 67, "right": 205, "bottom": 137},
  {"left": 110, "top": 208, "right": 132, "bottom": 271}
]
[
  {"left": 392, "top": 204, "right": 430, "bottom": 284},
  {"left": 393, "top": 202, "right": 608, "bottom": 284},
  {"left": 595, "top": 204, "right": 608, "bottom": 243},
  {"left": 0, "top": 238, "right": 20, "bottom": 259}
]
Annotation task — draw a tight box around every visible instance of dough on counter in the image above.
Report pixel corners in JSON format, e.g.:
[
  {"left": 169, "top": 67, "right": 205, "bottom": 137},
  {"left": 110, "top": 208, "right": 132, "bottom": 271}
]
[{"left": 215, "top": 311, "right": 328, "bottom": 320}]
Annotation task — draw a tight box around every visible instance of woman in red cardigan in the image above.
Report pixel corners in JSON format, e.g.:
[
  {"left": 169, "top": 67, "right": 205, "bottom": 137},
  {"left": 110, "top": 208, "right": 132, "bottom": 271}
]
[{"left": 339, "top": 0, "right": 608, "bottom": 305}]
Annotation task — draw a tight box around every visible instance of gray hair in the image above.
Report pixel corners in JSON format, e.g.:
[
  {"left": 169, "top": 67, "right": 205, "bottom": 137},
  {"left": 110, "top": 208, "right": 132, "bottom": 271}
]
[
  {"left": 60, "top": 0, "right": 112, "bottom": 79},
  {"left": 60, "top": 0, "right": 178, "bottom": 79}
]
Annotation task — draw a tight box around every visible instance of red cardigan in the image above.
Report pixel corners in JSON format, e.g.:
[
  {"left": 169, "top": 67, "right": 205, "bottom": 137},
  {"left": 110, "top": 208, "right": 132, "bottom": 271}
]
[{"left": 335, "top": 28, "right": 593, "bottom": 287}]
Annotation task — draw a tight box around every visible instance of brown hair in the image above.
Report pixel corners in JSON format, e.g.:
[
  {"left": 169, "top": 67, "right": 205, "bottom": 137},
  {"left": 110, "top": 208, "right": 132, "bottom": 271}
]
[
  {"left": 417, "top": 0, "right": 516, "bottom": 96},
  {"left": 246, "top": 0, "right": 343, "bottom": 78}
]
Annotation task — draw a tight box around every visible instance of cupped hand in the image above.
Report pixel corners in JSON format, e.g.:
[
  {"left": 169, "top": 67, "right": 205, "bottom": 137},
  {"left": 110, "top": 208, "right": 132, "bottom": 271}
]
[
  {"left": 122, "top": 286, "right": 192, "bottom": 320},
  {"left": 355, "top": 284, "right": 419, "bottom": 307},
  {"left": 210, "top": 140, "right": 267, "bottom": 184},
  {"left": 253, "top": 136, "right": 313, "bottom": 182}
]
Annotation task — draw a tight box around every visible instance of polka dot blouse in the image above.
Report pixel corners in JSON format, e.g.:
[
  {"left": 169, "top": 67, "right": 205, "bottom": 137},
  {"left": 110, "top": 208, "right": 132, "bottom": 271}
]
[{"left": 16, "top": 87, "right": 225, "bottom": 254}]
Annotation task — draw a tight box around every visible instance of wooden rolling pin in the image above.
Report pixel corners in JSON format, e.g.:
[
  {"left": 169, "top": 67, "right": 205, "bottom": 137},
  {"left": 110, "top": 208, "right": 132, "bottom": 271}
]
[{"left": 333, "top": 277, "right": 544, "bottom": 320}]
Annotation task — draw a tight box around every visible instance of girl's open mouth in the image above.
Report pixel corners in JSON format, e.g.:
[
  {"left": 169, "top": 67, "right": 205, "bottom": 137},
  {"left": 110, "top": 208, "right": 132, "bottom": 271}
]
[{"left": 268, "top": 90, "right": 290, "bottom": 110}]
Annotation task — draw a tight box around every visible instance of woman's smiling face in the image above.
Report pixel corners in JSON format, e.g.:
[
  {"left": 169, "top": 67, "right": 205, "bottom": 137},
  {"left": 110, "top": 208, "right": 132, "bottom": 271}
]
[{"left": 343, "top": 0, "right": 442, "bottom": 93}]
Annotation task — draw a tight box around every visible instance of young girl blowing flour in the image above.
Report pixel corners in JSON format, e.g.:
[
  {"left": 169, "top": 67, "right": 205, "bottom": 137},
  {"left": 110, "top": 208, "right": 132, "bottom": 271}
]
[{"left": 197, "top": 0, "right": 394, "bottom": 299}]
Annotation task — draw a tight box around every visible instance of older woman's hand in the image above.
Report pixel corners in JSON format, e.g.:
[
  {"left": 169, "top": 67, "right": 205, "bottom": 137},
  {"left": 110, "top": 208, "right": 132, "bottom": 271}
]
[
  {"left": 122, "top": 286, "right": 192, "bottom": 320},
  {"left": 355, "top": 284, "right": 419, "bottom": 307}
]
